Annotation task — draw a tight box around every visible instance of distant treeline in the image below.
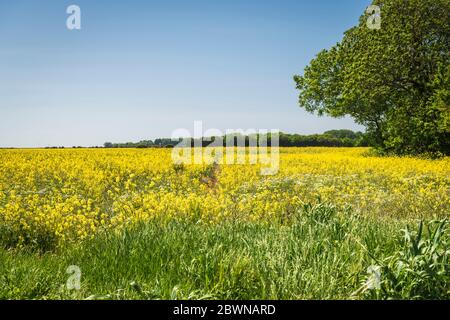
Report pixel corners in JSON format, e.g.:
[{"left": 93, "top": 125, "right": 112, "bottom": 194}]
[{"left": 104, "top": 130, "right": 369, "bottom": 148}]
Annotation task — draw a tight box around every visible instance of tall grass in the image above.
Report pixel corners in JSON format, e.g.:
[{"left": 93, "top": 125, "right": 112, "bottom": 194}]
[
  {"left": 0, "top": 203, "right": 447, "bottom": 300},
  {"left": 358, "top": 219, "right": 449, "bottom": 299}
]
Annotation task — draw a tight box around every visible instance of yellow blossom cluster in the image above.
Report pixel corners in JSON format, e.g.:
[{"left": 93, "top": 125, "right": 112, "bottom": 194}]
[{"left": 0, "top": 148, "right": 448, "bottom": 247}]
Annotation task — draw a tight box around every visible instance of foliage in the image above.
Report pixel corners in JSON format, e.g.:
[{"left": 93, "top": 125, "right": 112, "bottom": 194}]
[
  {"left": 357, "top": 219, "right": 449, "bottom": 299},
  {"left": 104, "top": 130, "right": 369, "bottom": 148},
  {"left": 2, "top": 203, "right": 448, "bottom": 300},
  {"left": 294, "top": 0, "right": 450, "bottom": 156}
]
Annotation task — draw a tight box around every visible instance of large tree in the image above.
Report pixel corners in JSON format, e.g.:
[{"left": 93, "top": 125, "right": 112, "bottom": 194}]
[{"left": 294, "top": 0, "right": 450, "bottom": 155}]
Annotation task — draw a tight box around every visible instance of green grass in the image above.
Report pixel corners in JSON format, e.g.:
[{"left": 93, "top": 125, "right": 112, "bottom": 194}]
[{"left": 0, "top": 203, "right": 448, "bottom": 300}]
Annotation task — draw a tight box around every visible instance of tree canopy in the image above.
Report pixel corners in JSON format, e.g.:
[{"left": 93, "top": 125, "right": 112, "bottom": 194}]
[
  {"left": 294, "top": 0, "right": 450, "bottom": 156},
  {"left": 103, "top": 130, "right": 368, "bottom": 149}
]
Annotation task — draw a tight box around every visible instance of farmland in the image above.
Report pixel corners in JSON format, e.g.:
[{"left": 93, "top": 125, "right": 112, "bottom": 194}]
[{"left": 0, "top": 148, "right": 448, "bottom": 299}]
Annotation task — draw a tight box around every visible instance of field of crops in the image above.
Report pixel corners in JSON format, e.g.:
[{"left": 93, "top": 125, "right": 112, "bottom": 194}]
[{"left": 0, "top": 148, "right": 449, "bottom": 299}]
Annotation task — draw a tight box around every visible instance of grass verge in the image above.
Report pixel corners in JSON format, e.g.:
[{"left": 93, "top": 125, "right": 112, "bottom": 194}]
[{"left": 0, "top": 203, "right": 448, "bottom": 300}]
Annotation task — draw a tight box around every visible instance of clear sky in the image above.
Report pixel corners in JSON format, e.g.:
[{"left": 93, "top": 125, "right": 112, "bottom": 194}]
[{"left": 0, "top": 0, "right": 370, "bottom": 147}]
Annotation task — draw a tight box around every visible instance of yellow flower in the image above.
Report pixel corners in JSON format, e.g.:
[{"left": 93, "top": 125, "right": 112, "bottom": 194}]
[{"left": 0, "top": 147, "right": 448, "bottom": 247}]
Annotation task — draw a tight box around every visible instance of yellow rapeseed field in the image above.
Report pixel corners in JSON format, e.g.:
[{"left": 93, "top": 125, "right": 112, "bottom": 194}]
[{"left": 0, "top": 148, "right": 448, "bottom": 247}]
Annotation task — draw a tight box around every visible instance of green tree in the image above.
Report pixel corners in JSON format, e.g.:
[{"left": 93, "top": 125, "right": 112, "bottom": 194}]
[
  {"left": 324, "top": 129, "right": 358, "bottom": 140},
  {"left": 294, "top": 0, "right": 450, "bottom": 155}
]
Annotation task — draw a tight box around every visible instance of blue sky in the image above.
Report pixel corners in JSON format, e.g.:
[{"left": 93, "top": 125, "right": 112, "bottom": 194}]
[{"left": 0, "top": 0, "right": 370, "bottom": 147}]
